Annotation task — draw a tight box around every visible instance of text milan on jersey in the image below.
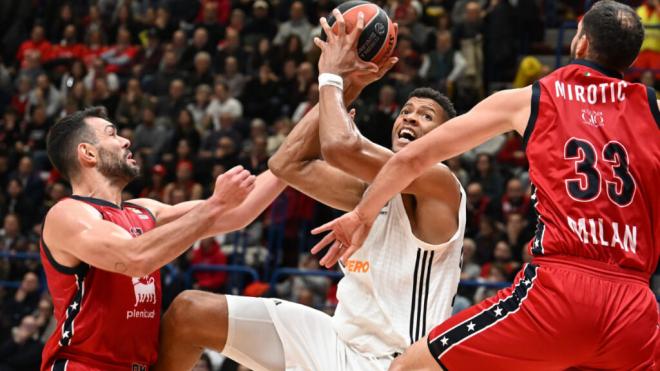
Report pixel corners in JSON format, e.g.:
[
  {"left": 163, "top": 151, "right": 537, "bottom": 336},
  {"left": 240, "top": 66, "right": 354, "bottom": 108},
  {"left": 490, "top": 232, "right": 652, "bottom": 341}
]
[{"left": 567, "top": 216, "right": 637, "bottom": 254}]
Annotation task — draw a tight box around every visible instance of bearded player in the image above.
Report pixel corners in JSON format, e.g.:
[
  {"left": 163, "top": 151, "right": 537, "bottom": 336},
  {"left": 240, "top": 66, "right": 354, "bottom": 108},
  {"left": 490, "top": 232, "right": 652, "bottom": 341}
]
[
  {"left": 40, "top": 107, "right": 286, "bottom": 370},
  {"left": 314, "top": 1, "right": 659, "bottom": 369}
]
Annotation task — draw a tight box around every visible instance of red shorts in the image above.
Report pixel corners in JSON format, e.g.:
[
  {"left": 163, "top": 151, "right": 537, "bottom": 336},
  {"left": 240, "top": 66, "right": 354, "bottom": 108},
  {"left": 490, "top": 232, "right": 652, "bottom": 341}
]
[{"left": 427, "top": 261, "right": 658, "bottom": 370}]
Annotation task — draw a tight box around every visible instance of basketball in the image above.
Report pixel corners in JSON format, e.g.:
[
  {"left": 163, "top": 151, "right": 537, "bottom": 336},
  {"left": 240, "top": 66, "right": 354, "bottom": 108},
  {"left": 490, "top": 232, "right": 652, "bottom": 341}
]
[{"left": 321, "top": 1, "right": 397, "bottom": 65}]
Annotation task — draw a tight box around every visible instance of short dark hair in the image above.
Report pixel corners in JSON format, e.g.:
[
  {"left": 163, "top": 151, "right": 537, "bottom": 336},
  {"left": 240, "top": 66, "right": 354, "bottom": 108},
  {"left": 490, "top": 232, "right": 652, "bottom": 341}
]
[
  {"left": 46, "top": 107, "right": 108, "bottom": 180},
  {"left": 407, "top": 87, "right": 457, "bottom": 120},
  {"left": 582, "top": 0, "right": 644, "bottom": 71}
]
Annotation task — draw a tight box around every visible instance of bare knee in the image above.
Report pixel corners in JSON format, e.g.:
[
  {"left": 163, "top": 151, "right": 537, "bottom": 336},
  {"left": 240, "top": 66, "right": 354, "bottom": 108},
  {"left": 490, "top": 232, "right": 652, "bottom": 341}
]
[{"left": 163, "top": 290, "right": 228, "bottom": 346}]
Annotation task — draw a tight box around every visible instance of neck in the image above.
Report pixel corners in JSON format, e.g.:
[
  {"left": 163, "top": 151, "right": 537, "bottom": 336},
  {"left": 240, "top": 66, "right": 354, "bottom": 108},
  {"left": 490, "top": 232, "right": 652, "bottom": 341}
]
[{"left": 71, "top": 170, "right": 126, "bottom": 206}]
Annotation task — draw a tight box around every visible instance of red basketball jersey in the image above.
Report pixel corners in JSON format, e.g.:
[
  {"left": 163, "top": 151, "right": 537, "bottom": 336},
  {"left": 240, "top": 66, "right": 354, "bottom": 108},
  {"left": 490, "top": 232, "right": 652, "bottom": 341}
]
[
  {"left": 41, "top": 195, "right": 160, "bottom": 371},
  {"left": 524, "top": 60, "right": 660, "bottom": 280}
]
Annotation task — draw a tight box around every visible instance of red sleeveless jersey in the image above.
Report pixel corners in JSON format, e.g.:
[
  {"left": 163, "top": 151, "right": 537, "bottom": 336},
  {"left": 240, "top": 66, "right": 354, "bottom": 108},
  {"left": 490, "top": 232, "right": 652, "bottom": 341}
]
[
  {"left": 40, "top": 195, "right": 160, "bottom": 371},
  {"left": 524, "top": 60, "right": 660, "bottom": 281}
]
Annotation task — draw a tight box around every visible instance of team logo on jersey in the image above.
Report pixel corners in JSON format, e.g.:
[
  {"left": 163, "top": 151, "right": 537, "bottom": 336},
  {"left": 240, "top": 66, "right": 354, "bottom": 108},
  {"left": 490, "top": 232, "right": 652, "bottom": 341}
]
[
  {"left": 345, "top": 259, "right": 370, "bottom": 273},
  {"left": 580, "top": 109, "right": 604, "bottom": 128},
  {"left": 132, "top": 275, "right": 157, "bottom": 307}
]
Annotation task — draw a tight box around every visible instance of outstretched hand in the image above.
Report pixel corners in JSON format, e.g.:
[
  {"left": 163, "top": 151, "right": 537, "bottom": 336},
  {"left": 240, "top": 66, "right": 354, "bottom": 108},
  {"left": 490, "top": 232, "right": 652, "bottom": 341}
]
[
  {"left": 314, "top": 9, "right": 379, "bottom": 77},
  {"left": 310, "top": 210, "right": 374, "bottom": 268}
]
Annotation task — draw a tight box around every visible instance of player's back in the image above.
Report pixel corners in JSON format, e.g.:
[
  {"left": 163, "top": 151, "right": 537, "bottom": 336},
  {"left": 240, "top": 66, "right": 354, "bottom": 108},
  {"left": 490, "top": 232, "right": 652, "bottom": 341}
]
[
  {"left": 40, "top": 196, "right": 160, "bottom": 371},
  {"left": 525, "top": 59, "right": 660, "bottom": 280}
]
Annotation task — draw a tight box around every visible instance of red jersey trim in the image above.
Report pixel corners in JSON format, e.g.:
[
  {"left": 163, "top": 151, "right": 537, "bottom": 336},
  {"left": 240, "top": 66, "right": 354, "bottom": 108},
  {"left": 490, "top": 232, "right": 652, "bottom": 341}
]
[
  {"left": 70, "top": 195, "right": 122, "bottom": 209},
  {"left": 41, "top": 237, "right": 88, "bottom": 276},
  {"left": 522, "top": 81, "right": 541, "bottom": 151}
]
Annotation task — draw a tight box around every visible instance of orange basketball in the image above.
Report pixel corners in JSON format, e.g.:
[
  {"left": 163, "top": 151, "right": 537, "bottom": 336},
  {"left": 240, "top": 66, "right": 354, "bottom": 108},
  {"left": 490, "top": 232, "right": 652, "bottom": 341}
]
[{"left": 321, "top": 1, "right": 398, "bottom": 65}]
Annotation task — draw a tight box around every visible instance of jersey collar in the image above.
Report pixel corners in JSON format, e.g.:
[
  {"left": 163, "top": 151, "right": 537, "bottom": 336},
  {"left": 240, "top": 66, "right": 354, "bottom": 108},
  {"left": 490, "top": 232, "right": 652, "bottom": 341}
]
[
  {"left": 70, "top": 195, "right": 122, "bottom": 209},
  {"left": 571, "top": 59, "right": 623, "bottom": 79}
]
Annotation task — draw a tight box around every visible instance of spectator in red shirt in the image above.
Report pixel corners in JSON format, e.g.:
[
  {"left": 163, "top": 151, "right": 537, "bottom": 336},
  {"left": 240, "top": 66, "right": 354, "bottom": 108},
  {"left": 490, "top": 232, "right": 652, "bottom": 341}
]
[
  {"left": 480, "top": 240, "right": 521, "bottom": 281},
  {"left": 47, "top": 24, "right": 86, "bottom": 63},
  {"left": 16, "top": 25, "right": 51, "bottom": 67},
  {"left": 100, "top": 26, "right": 139, "bottom": 75},
  {"left": 189, "top": 237, "right": 228, "bottom": 292}
]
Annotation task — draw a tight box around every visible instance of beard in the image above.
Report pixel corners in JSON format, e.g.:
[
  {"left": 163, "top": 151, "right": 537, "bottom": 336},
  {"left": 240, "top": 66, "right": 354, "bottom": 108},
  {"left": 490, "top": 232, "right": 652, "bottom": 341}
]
[{"left": 97, "top": 146, "right": 140, "bottom": 182}]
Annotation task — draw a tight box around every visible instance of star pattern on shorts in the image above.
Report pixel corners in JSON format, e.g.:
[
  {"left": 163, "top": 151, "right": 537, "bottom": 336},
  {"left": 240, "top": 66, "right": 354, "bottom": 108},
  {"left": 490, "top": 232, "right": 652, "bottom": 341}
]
[
  {"left": 70, "top": 301, "right": 78, "bottom": 310},
  {"left": 494, "top": 307, "right": 503, "bottom": 317},
  {"left": 467, "top": 322, "right": 476, "bottom": 332},
  {"left": 440, "top": 336, "right": 449, "bottom": 346},
  {"left": 62, "top": 331, "right": 70, "bottom": 339},
  {"left": 523, "top": 279, "right": 532, "bottom": 286}
]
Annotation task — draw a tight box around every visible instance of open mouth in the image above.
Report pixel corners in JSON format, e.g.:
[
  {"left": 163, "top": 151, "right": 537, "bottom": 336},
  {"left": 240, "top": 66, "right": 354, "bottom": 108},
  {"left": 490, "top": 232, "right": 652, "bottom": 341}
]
[
  {"left": 126, "top": 152, "right": 134, "bottom": 160},
  {"left": 398, "top": 128, "right": 417, "bottom": 142}
]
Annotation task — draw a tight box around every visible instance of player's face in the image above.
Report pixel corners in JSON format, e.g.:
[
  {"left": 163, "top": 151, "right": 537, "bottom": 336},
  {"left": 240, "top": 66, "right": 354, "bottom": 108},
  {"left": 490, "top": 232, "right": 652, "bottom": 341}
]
[
  {"left": 391, "top": 97, "right": 446, "bottom": 152},
  {"left": 87, "top": 117, "right": 139, "bottom": 182}
]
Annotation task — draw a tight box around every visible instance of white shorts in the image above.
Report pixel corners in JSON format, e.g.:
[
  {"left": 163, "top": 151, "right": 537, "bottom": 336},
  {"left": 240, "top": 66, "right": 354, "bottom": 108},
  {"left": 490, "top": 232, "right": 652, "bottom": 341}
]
[{"left": 224, "top": 295, "right": 394, "bottom": 371}]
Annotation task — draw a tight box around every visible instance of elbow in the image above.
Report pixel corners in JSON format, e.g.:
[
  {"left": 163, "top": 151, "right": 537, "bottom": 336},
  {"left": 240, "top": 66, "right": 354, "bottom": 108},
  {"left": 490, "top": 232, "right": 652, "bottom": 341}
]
[
  {"left": 397, "top": 147, "right": 426, "bottom": 176},
  {"left": 268, "top": 155, "right": 286, "bottom": 178},
  {"left": 124, "top": 249, "right": 156, "bottom": 277}
]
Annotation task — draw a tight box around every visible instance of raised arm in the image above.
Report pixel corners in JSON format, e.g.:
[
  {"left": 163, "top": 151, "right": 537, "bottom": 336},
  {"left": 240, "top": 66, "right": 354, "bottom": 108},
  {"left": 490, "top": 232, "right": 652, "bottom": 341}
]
[
  {"left": 268, "top": 104, "right": 367, "bottom": 211},
  {"left": 43, "top": 166, "right": 255, "bottom": 277}
]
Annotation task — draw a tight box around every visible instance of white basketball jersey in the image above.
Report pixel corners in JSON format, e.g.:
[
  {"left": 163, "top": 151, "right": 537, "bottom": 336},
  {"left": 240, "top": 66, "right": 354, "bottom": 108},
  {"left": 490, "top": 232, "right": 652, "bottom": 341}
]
[{"left": 331, "top": 187, "right": 466, "bottom": 357}]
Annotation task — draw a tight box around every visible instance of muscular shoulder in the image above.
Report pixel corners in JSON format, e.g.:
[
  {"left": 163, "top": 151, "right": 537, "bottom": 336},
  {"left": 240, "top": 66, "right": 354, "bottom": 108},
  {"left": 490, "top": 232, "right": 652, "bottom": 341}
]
[{"left": 44, "top": 199, "right": 102, "bottom": 235}]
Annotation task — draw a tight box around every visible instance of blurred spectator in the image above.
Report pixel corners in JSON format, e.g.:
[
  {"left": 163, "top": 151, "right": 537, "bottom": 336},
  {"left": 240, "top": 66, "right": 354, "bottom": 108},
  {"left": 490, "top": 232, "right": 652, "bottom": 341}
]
[
  {"left": 633, "top": 0, "right": 660, "bottom": 78},
  {"left": 90, "top": 77, "right": 120, "bottom": 118},
  {"left": 512, "top": 56, "right": 549, "bottom": 88},
  {"left": 267, "top": 117, "right": 294, "bottom": 155},
  {"left": 196, "top": 0, "right": 231, "bottom": 37},
  {"left": 504, "top": 212, "right": 532, "bottom": 261},
  {"left": 155, "top": 79, "right": 187, "bottom": 126},
  {"left": 115, "top": 78, "right": 150, "bottom": 128},
  {"left": 151, "top": 51, "right": 188, "bottom": 98},
  {"left": 216, "top": 28, "right": 247, "bottom": 74},
  {"left": 483, "top": 0, "right": 517, "bottom": 85},
  {"left": 480, "top": 240, "right": 520, "bottom": 281},
  {"left": 240, "top": 135, "right": 269, "bottom": 174},
  {"left": 420, "top": 30, "right": 467, "bottom": 96},
  {"left": 465, "top": 182, "right": 492, "bottom": 237},
  {"left": 445, "top": 156, "right": 470, "bottom": 187},
  {"left": 28, "top": 74, "right": 61, "bottom": 120},
  {"left": 207, "top": 80, "right": 243, "bottom": 130},
  {"left": 34, "top": 297, "right": 55, "bottom": 342},
  {"left": 15, "top": 25, "right": 51, "bottom": 67},
  {"left": 469, "top": 153, "right": 504, "bottom": 199},
  {"left": 135, "top": 29, "right": 164, "bottom": 77},
  {"left": 188, "top": 84, "right": 213, "bottom": 132},
  {"left": 84, "top": 58, "right": 120, "bottom": 93},
  {"left": 244, "top": 0, "right": 279, "bottom": 47},
  {"left": 100, "top": 26, "right": 139, "bottom": 75},
  {"left": 190, "top": 52, "right": 215, "bottom": 90},
  {"left": 292, "top": 83, "right": 319, "bottom": 124},
  {"left": 140, "top": 164, "right": 167, "bottom": 201},
  {"left": 492, "top": 178, "right": 533, "bottom": 226},
  {"left": 241, "top": 64, "right": 280, "bottom": 123},
  {"left": 1, "top": 272, "right": 40, "bottom": 334},
  {"left": 1, "top": 180, "right": 36, "bottom": 232},
  {"left": 460, "top": 238, "right": 481, "bottom": 280},
  {"left": 48, "top": 24, "right": 86, "bottom": 63},
  {"left": 474, "top": 216, "right": 504, "bottom": 264},
  {"left": 47, "top": 3, "right": 75, "bottom": 43},
  {"left": 60, "top": 60, "right": 87, "bottom": 99},
  {"left": 473, "top": 263, "right": 506, "bottom": 303},
  {"left": 189, "top": 237, "right": 228, "bottom": 292},
  {"left": 0, "top": 214, "right": 27, "bottom": 254},
  {"left": 0, "top": 314, "right": 43, "bottom": 371},
  {"left": 132, "top": 106, "right": 170, "bottom": 162},
  {"left": 273, "top": 1, "right": 314, "bottom": 52},
  {"left": 276, "top": 254, "right": 330, "bottom": 309},
  {"left": 11, "top": 157, "right": 44, "bottom": 200},
  {"left": 181, "top": 28, "right": 216, "bottom": 72},
  {"left": 220, "top": 56, "right": 247, "bottom": 98},
  {"left": 163, "top": 161, "right": 203, "bottom": 204}
]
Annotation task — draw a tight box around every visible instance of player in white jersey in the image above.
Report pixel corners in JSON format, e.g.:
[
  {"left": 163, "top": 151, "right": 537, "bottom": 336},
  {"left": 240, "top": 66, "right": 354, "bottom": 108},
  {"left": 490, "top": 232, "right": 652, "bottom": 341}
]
[{"left": 154, "top": 11, "right": 465, "bottom": 371}]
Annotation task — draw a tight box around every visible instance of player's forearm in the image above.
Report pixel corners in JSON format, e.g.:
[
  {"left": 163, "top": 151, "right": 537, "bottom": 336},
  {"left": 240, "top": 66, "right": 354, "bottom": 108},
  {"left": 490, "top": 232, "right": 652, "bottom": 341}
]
[
  {"left": 269, "top": 105, "right": 322, "bottom": 180},
  {"left": 216, "top": 171, "right": 286, "bottom": 230},
  {"left": 156, "top": 200, "right": 203, "bottom": 226},
  {"left": 125, "top": 200, "right": 223, "bottom": 276},
  {"left": 319, "top": 86, "right": 362, "bottom": 156}
]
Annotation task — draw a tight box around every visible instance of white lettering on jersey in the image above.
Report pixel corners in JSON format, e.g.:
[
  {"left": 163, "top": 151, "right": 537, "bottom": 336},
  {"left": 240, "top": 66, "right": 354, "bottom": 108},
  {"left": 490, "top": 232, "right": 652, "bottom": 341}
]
[
  {"left": 555, "top": 80, "right": 627, "bottom": 103},
  {"left": 567, "top": 216, "right": 637, "bottom": 253}
]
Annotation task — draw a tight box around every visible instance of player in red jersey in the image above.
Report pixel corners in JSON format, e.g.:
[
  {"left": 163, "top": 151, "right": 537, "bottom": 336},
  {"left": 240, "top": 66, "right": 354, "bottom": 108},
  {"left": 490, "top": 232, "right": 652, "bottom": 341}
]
[
  {"left": 311, "top": 1, "right": 659, "bottom": 369},
  {"left": 40, "top": 107, "right": 286, "bottom": 370}
]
